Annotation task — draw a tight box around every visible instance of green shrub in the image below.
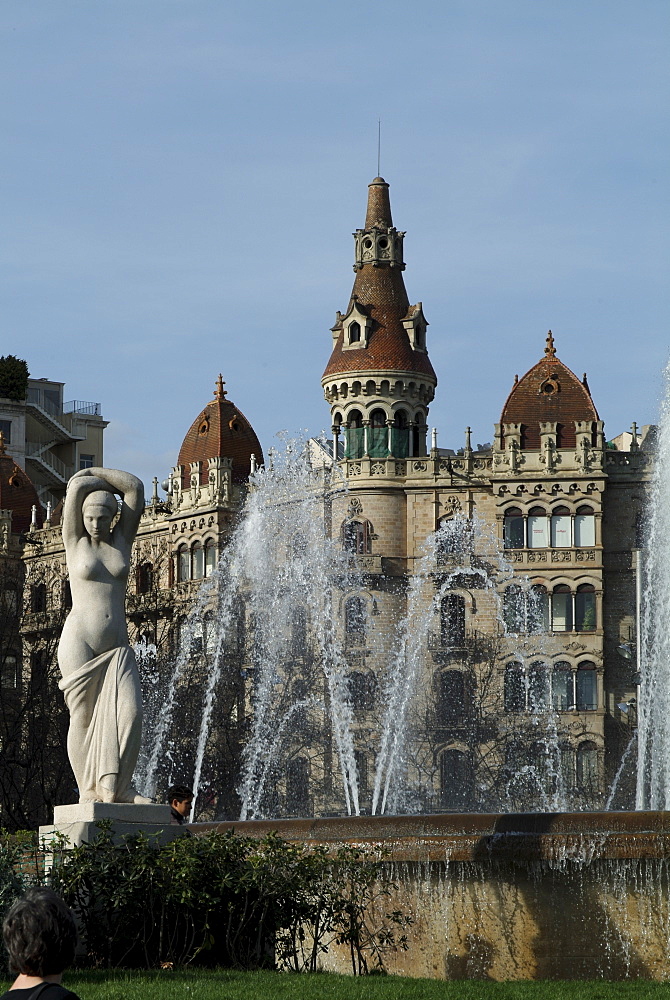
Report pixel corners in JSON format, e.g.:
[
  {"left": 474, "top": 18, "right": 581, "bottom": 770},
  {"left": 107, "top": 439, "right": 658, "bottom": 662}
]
[
  {"left": 0, "top": 357, "right": 29, "bottom": 401},
  {"left": 42, "top": 824, "right": 410, "bottom": 974}
]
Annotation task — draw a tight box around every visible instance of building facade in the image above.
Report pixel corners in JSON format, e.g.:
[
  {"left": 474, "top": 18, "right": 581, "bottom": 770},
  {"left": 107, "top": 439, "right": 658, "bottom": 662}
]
[{"left": 3, "top": 177, "right": 652, "bottom": 825}]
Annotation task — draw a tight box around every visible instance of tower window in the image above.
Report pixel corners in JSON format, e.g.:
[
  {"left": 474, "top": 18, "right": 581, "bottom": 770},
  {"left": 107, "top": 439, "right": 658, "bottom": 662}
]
[
  {"left": 341, "top": 519, "right": 371, "bottom": 554},
  {"left": 440, "top": 594, "right": 466, "bottom": 647},
  {"left": 349, "top": 322, "right": 361, "bottom": 344}
]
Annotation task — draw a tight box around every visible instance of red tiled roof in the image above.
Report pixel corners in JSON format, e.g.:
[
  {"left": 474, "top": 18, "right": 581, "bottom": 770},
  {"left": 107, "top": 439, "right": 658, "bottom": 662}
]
[
  {"left": 177, "top": 377, "right": 264, "bottom": 485},
  {"left": 500, "top": 333, "right": 599, "bottom": 449},
  {"left": 322, "top": 178, "right": 437, "bottom": 383},
  {"left": 0, "top": 441, "right": 43, "bottom": 533}
]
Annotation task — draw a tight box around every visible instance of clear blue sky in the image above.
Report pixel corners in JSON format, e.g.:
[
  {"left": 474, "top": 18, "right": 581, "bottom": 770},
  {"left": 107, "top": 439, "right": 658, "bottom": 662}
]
[{"left": 2, "top": 1, "right": 668, "bottom": 490}]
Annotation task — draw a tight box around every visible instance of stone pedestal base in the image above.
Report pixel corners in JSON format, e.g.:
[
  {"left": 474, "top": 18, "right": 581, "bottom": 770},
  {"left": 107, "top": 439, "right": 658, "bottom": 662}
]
[{"left": 39, "top": 802, "right": 182, "bottom": 847}]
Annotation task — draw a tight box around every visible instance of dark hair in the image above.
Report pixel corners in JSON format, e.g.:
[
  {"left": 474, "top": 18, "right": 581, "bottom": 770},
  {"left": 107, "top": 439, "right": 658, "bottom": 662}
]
[
  {"left": 167, "top": 784, "right": 193, "bottom": 804},
  {"left": 3, "top": 888, "right": 77, "bottom": 976}
]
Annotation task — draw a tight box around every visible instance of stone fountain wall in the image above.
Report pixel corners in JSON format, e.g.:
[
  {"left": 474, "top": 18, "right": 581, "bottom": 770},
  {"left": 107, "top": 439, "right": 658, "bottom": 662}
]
[{"left": 195, "top": 811, "right": 670, "bottom": 981}]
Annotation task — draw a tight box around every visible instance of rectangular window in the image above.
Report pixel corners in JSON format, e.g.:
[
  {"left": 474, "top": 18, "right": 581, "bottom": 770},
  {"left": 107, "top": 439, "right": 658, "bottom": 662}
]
[
  {"left": 0, "top": 420, "right": 11, "bottom": 444},
  {"left": 574, "top": 515, "right": 595, "bottom": 547},
  {"left": 528, "top": 515, "right": 549, "bottom": 548},
  {"left": 552, "top": 593, "right": 573, "bottom": 632},
  {"left": 576, "top": 671, "right": 597, "bottom": 711},
  {"left": 79, "top": 454, "right": 94, "bottom": 469},
  {"left": 504, "top": 516, "right": 525, "bottom": 548},
  {"left": 552, "top": 670, "right": 573, "bottom": 711},
  {"left": 551, "top": 515, "right": 572, "bottom": 548}
]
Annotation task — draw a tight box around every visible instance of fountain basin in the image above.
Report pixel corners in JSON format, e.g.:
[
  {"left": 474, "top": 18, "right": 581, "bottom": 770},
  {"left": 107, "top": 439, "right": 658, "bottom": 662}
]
[{"left": 192, "top": 812, "right": 670, "bottom": 980}]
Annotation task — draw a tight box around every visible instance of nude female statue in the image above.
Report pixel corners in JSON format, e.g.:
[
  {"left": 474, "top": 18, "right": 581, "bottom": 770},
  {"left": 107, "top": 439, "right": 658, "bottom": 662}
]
[{"left": 58, "top": 468, "right": 150, "bottom": 804}]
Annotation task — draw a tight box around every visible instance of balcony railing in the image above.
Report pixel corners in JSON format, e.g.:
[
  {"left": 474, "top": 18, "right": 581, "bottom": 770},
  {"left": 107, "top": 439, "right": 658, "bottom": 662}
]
[
  {"left": 427, "top": 628, "right": 494, "bottom": 652},
  {"left": 25, "top": 442, "right": 69, "bottom": 481},
  {"left": 63, "top": 400, "right": 102, "bottom": 416}
]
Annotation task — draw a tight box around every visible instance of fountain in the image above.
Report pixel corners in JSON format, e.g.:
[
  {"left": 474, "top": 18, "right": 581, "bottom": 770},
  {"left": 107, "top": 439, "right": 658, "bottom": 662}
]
[
  {"left": 139, "top": 438, "right": 583, "bottom": 822},
  {"left": 128, "top": 434, "right": 670, "bottom": 981}
]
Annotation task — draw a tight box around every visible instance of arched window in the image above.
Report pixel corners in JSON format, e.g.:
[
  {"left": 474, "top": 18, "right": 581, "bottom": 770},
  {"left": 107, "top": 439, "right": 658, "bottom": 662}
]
[
  {"left": 504, "top": 662, "right": 525, "bottom": 712},
  {"left": 341, "top": 519, "right": 371, "bottom": 555},
  {"left": 31, "top": 583, "right": 47, "bottom": 613},
  {"left": 576, "top": 662, "right": 597, "bottom": 711},
  {"left": 391, "top": 409, "right": 409, "bottom": 458},
  {"left": 286, "top": 757, "right": 310, "bottom": 816},
  {"left": 137, "top": 562, "right": 153, "bottom": 594},
  {"left": 437, "top": 670, "right": 465, "bottom": 726},
  {"left": 503, "top": 585, "right": 525, "bottom": 634},
  {"left": 550, "top": 506, "right": 572, "bottom": 548},
  {"left": 349, "top": 321, "right": 361, "bottom": 344},
  {"left": 192, "top": 544, "right": 205, "bottom": 580},
  {"left": 440, "top": 749, "right": 473, "bottom": 810},
  {"left": 527, "top": 507, "right": 549, "bottom": 548},
  {"left": 1, "top": 654, "right": 18, "bottom": 690},
  {"left": 345, "top": 596, "right": 366, "bottom": 646},
  {"left": 503, "top": 507, "right": 525, "bottom": 549},
  {"left": 291, "top": 605, "right": 307, "bottom": 656},
  {"left": 348, "top": 671, "right": 376, "bottom": 711},
  {"left": 552, "top": 662, "right": 573, "bottom": 711},
  {"left": 575, "top": 584, "right": 596, "bottom": 632},
  {"left": 440, "top": 594, "right": 466, "bottom": 647},
  {"left": 345, "top": 409, "right": 364, "bottom": 459},
  {"left": 177, "top": 546, "right": 190, "bottom": 583},
  {"left": 552, "top": 585, "right": 573, "bottom": 632},
  {"left": 528, "top": 662, "right": 550, "bottom": 712},
  {"left": 574, "top": 506, "right": 595, "bottom": 547},
  {"left": 205, "top": 539, "right": 217, "bottom": 577},
  {"left": 576, "top": 741, "right": 598, "bottom": 791},
  {"left": 528, "top": 585, "right": 549, "bottom": 633},
  {"left": 369, "top": 408, "right": 388, "bottom": 458}
]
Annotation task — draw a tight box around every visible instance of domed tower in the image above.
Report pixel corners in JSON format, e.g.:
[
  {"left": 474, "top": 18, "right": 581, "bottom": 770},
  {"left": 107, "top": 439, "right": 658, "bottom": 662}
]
[
  {"left": 0, "top": 432, "right": 43, "bottom": 536},
  {"left": 495, "top": 331, "right": 604, "bottom": 471},
  {"left": 168, "top": 375, "right": 264, "bottom": 509},
  {"left": 322, "top": 178, "right": 437, "bottom": 460}
]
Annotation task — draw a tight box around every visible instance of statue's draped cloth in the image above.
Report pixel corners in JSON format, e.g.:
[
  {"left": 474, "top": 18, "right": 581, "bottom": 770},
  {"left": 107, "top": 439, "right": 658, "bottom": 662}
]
[{"left": 59, "top": 646, "right": 142, "bottom": 802}]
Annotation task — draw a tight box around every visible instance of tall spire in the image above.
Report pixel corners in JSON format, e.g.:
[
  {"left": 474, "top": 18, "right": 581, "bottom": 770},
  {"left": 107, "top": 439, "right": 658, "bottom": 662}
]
[
  {"left": 322, "top": 176, "right": 436, "bottom": 383},
  {"left": 365, "top": 176, "right": 393, "bottom": 229}
]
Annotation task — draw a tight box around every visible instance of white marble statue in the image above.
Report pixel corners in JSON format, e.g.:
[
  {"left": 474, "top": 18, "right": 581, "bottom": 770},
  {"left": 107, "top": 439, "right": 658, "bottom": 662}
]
[{"left": 58, "top": 468, "right": 150, "bottom": 804}]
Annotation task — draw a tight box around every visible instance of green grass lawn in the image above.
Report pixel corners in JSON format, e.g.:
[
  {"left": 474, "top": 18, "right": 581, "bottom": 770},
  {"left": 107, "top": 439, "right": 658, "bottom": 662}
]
[{"left": 6, "top": 969, "right": 667, "bottom": 1000}]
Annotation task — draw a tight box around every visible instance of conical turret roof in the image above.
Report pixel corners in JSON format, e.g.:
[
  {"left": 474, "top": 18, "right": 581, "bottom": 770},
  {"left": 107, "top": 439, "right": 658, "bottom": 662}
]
[{"left": 322, "top": 178, "right": 437, "bottom": 382}]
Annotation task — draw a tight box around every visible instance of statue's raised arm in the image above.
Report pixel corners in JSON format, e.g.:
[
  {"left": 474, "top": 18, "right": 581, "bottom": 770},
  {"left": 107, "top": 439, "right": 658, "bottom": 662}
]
[
  {"left": 63, "top": 467, "right": 144, "bottom": 550},
  {"left": 58, "top": 467, "right": 150, "bottom": 805}
]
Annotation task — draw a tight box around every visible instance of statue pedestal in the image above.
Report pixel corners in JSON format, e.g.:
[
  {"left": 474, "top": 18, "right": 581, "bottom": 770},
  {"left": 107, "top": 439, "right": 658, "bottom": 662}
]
[{"left": 39, "top": 802, "right": 183, "bottom": 848}]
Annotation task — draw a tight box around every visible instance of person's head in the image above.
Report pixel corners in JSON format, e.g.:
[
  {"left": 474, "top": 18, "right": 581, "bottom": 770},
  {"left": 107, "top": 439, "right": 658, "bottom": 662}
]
[
  {"left": 82, "top": 490, "right": 117, "bottom": 541},
  {"left": 3, "top": 888, "right": 77, "bottom": 977},
  {"left": 167, "top": 784, "right": 193, "bottom": 819}
]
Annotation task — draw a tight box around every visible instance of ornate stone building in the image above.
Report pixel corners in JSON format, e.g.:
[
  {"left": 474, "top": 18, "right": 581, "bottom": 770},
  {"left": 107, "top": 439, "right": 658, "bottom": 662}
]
[{"left": 4, "top": 176, "right": 651, "bottom": 824}]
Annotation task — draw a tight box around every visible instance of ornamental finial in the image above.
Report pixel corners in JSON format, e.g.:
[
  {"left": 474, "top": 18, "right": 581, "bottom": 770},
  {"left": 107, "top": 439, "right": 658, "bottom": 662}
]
[
  {"left": 214, "top": 374, "right": 227, "bottom": 400},
  {"left": 545, "top": 330, "right": 556, "bottom": 358}
]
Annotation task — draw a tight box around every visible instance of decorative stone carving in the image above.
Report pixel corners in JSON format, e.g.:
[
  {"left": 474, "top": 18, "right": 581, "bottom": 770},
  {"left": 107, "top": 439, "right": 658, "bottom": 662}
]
[{"left": 58, "top": 468, "right": 150, "bottom": 804}]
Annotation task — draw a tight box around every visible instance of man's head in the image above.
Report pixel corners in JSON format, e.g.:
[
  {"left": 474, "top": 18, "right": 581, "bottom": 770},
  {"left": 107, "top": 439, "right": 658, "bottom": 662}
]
[
  {"left": 3, "top": 888, "right": 77, "bottom": 977},
  {"left": 82, "top": 490, "right": 118, "bottom": 541},
  {"left": 167, "top": 784, "right": 193, "bottom": 819}
]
